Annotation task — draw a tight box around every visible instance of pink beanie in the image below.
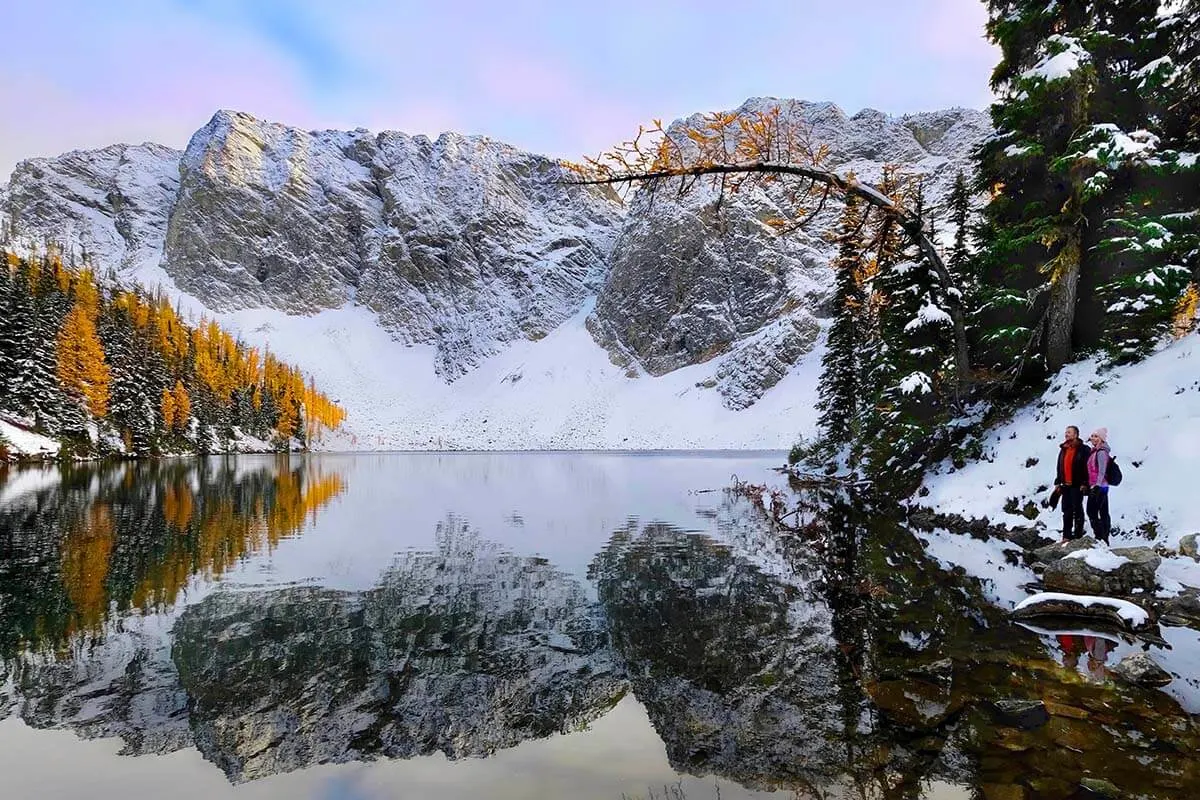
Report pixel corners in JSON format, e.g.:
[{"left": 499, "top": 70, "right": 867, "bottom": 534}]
[{"left": 1091, "top": 427, "right": 1108, "bottom": 441}]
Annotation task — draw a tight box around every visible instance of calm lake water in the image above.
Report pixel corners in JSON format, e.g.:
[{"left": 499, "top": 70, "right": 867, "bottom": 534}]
[{"left": 1, "top": 453, "right": 1197, "bottom": 800}]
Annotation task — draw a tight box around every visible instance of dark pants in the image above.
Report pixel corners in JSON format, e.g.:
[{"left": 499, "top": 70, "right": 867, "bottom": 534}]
[
  {"left": 1087, "top": 489, "right": 1111, "bottom": 543},
  {"left": 1061, "top": 486, "right": 1086, "bottom": 540}
]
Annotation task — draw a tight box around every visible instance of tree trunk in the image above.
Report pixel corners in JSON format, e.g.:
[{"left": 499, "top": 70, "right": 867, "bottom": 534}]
[{"left": 1045, "top": 262, "right": 1079, "bottom": 371}]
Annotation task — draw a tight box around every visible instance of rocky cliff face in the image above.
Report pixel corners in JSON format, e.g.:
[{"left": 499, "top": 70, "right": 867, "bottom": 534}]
[
  {"left": 1, "top": 142, "right": 180, "bottom": 274},
  {"left": 1, "top": 101, "right": 988, "bottom": 429},
  {"left": 163, "top": 112, "right": 623, "bottom": 378},
  {"left": 588, "top": 99, "right": 991, "bottom": 408}
]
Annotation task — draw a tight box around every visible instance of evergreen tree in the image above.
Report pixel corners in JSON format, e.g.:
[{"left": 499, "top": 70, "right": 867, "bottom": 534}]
[
  {"left": 0, "top": 260, "right": 21, "bottom": 408},
  {"left": 946, "top": 170, "right": 973, "bottom": 285},
  {"left": 863, "top": 182, "right": 957, "bottom": 486},
  {"left": 19, "top": 281, "right": 66, "bottom": 430},
  {"left": 974, "top": 1, "right": 1194, "bottom": 377},
  {"left": 814, "top": 196, "right": 867, "bottom": 468},
  {"left": 100, "top": 304, "right": 154, "bottom": 453}
]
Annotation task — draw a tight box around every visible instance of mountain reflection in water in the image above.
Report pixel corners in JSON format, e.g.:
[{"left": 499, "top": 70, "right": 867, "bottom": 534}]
[{"left": 1, "top": 453, "right": 1198, "bottom": 800}]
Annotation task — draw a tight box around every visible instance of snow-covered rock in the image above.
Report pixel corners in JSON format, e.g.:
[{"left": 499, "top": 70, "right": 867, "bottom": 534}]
[
  {"left": 1011, "top": 592, "right": 1152, "bottom": 629},
  {"left": 589, "top": 99, "right": 989, "bottom": 411},
  {"left": 1, "top": 101, "right": 988, "bottom": 448},
  {"left": 1043, "top": 546, "right": 1160, "bottom": 595},
  {"left": 0, "top": 142, "right": 180, "bottom": 279}
]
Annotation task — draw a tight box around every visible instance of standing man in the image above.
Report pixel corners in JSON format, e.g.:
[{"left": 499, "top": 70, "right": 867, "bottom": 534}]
[{"left": 1054, "top": 425, "right": 1091, "bottom": 543}]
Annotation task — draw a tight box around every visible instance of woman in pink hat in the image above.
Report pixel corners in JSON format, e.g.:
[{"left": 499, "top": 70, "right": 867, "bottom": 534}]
[{"left": 1085, "top": 427, "right": 1112, "bottom": 543}]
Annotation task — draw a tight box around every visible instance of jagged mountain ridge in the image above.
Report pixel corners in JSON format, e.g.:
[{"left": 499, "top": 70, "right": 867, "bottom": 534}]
[{"left": 0, "top": 100, "right": 989, "bottom": 448}]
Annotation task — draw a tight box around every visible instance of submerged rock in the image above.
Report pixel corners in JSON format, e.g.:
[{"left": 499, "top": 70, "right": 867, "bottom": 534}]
[
  {"left": 1111, "top": 653, "right": 1173, "bottom": 688},
  {"left": 990, "top": 699, "right": 1050, "bottom": 730},
  {"left": 1078, "top": 777, "right": 1122, "bottom": 799},
  {"left": 1159, "top": 589, "right": 1200, "bottom": 628}
]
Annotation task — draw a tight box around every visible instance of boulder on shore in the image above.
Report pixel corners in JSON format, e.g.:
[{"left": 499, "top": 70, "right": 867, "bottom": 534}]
[
  {"left": 1010, "top": 592, "right": 1152, "bottom": 631},
  {"left": 1042, "top": 546, "right": 1159, "bottom": 595}
]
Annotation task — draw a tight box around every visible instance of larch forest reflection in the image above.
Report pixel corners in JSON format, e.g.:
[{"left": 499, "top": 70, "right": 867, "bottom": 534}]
[
  {"left": 0, "top": 457, "right": 1198, "bottom": 798},
  {"left": 0, "top": 457, "right": 345, "bottom": 659}
]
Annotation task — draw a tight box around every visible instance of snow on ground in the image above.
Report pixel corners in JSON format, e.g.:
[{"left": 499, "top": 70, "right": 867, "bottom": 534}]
[
  {"left": 216, "top": 299, "right": 821, "bottom": 452},
  {"left": 921, "top": 334, "right": 1200, "bottom": 550},
  {"left": 0, "top": 418, "right": 60, "bottom": 460},
  {"left": 1158, "top": 555, "right": 1200, "bottom": 596}
]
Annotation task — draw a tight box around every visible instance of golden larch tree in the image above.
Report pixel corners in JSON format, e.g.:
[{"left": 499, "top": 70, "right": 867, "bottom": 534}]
[
  {"left": 161, "top": 386, "right": 177, "bottom": 431},
  {"left": 172, "top": 380, "right": 191, "bottom": 431},
  {"left": 56, "top": 293, "right": 111, "bottom": 417}
]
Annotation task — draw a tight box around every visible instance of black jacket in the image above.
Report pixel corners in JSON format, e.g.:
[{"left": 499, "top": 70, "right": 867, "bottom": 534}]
[{"left": 1055, "top": 440, "right": 1092, "bottom": 488}]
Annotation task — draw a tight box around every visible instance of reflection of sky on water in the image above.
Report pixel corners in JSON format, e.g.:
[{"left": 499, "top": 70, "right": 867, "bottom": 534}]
[
  {"left": 215, "top": 452, "right": 787, "bottom": 595},
  {"left": 0, "top": 696, "right": 798, "bottom": 800},
  {"left": 0, "top": 452, "right": 822, "bottom": 800}
]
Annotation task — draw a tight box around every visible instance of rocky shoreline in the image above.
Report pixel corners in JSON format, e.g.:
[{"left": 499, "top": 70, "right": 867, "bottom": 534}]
[{"left": 906, "top": 505, "right": 1200, "bottom": 686}]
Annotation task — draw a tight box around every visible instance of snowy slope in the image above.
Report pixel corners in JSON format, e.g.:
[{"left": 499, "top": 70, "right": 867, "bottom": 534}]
[
  {"left": 221, "top": 300, "right": 821, "bottom": 450},
  {"left": 0, "top": 418, "right": 60, "bottom": 462},
  {"left": 921, "top": 334, "right": 1200, "bottom": 548}
]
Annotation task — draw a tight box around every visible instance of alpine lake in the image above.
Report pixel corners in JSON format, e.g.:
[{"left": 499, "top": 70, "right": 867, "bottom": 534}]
[{"left": 1, "top": 453, "right": 1197, "bottom": 800}]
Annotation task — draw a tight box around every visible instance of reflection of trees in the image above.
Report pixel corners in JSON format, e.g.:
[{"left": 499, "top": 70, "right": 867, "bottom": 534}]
[
  {"left": 595, "top": 498, "right": 1200, "bottom": 800},
  {"left": 172, "top": 518, "right": 627, "bottom": 783},
  {"left": 789, "top": 491, "right": 1200, "bottom": 799},
  {"left": 0, "top": 456, "right": 345, "bottom": 658}
]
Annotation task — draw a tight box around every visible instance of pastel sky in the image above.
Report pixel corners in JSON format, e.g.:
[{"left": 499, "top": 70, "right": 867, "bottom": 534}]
[{"left": 0, "top": 0, "right": 997, "bottom": 179}]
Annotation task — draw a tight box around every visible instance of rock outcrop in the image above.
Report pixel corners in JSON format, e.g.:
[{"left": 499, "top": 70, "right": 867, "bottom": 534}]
[
  {"left": 1042, "top": 546, "right": 1161, "bottom": 595},
  {"left": 588, "top": 99, "right": 990, "bottom": 408}
]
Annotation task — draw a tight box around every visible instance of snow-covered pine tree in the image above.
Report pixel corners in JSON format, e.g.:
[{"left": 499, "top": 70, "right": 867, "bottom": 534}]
[
  {"left": 1066, "top": 2, "right": 1197, "bottom": 362},
  {"left": 975, "top": 1, "right": 1195, "bottom": 377},
  {"left": 0, "top": 258, "right": 18, "bottom": 408},
  {"left": 863, "top": 182, "right": 957, "bottom": 486},
  {"left": 100, "top": 301, "right": 155, "bottom": 453},
  {"left": 813, "top": 195, "right": 868, "bottom": 469},
  {"left": 15, "top": 261, "right": 68, "bottom": 430},
  {"left": 973, "top": 1, "right": 1102, "bottom": 380}
]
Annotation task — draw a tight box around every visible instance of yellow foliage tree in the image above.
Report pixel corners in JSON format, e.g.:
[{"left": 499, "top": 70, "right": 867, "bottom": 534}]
[
  {"left": 1174, "top": 282, "right": 1199, "bottom": 339},
  {"left": 161, "top": 386, "right": 177, "bottom": 431},
  {"left": 56, "top": 299, "right": 111, "bottom": 417},
  {"left": 172, "top": 380, "right": 191, "bottom": 429}
]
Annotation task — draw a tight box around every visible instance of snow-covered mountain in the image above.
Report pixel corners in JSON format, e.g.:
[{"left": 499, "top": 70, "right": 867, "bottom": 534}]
[{"left": 0, "top": 100, "right": 990, "bottom": 450}]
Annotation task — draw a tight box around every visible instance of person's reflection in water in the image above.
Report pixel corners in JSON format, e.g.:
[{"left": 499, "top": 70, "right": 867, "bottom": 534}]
[
  {"left": 1058, "top": 634, "right": 1084, "bottom": 671},
  {"left": 1083, "top": 635, "right": 1116, "bottom": 681}
]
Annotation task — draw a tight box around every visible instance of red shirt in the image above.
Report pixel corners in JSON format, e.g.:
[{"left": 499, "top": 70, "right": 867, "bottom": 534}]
[{"left": 1063, "top": 443, "right": 1077, "bottom": 484}]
